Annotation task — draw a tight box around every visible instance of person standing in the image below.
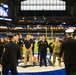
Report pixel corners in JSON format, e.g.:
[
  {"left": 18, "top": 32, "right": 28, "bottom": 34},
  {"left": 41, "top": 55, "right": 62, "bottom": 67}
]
[
  {"left": 59, "top": 37, "right": 64, "bottom": 62},
  {"left": 1, "top": 32, "right": 22, "bottom": 75},
  {"left": 52, "top": 37, "right": 61, "bottom": 67},
  {"left": 59, "top": 29, "right": 76, "bottom": 75},
  {"left": 18, "top": 34, "right": 24, "bottom": 58},
  {"left": 39, "top": 35, "right": 48, "bottom": 67},
  {"left": 37, "top": 36, "right": 42, "bottom": 60},
  {"left": 31, "top": 36, "right": 35, "bottom": 57},
  {"left": 13, "top": 34, "right": 19, "bottom": 44},
  {"left": 48, "top": 38, "right": 54, "bottom": 60},
  {"left": 24, "top": 34, "right": 33, "bottom": 66},
  {"left": 0, "top": 38, "right": 4, "bottom": 60}
]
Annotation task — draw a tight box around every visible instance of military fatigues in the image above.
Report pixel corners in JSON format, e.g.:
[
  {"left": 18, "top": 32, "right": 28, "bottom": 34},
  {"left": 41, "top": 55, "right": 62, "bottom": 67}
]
[
  {"left": 1, "top": 41, "right": 22, "bottom": 75},
  {"left": 52, "top": 42, "right": 61, "bottom": 66},
  {"left": 24, "top": 39, "right": 33, "bottom": 66},
  {"left": 39, "top": 40, "right": 48, "bottom": 67}
]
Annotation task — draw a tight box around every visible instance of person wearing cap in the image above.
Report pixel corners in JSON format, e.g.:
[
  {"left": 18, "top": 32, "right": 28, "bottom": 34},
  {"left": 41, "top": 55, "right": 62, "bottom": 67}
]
[
  {"left": 59, "top": 29, "right": 76, "bottom": 75},
  {"left": 1, "top": 32, "right": 22, "bottom": 75}
]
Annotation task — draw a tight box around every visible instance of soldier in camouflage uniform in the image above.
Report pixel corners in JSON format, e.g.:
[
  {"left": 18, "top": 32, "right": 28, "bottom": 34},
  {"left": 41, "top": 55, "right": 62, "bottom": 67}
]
[{"left": 52, "top": 37, "right": 61, "bottom": 67}]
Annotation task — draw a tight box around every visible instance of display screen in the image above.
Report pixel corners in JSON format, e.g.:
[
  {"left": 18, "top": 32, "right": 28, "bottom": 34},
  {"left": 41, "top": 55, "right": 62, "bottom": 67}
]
[
  {"left": 21, "top": 0, "right": 66, "bottom": 11},
  {"left": 0, "top": 4, "right": 8, "bottom": 17}
]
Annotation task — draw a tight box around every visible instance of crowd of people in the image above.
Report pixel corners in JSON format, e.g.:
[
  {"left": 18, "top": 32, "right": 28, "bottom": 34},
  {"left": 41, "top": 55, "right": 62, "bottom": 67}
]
[
  {"left": 0, "top": 33, "right": 63, "bottom": 66},
  {"left": 0, "top": 31, "right": 76, "bottom": 75}
]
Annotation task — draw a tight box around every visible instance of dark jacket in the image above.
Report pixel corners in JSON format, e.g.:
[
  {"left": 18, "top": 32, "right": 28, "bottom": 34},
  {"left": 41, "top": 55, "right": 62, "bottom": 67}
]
[
  {"left": 30, "top": 39, "right": 35, "bottom": 50},
  {"left": 18, "top": 38, "right": 24, "bottom": 47},
  {"left": 38, "top": 40, "right": 48, "bottom": 52},
  {"left": 48, "top": 43, "right": 53, "bottom": 53},
  {"left": 1, "top": 41, "right": 22, "bottom": 67},
  {"left": 59, "top": 37, "right": 76, "bottom": 64},
  {"left": 0, "top": 43, "right": 4, "bottom": 59}
]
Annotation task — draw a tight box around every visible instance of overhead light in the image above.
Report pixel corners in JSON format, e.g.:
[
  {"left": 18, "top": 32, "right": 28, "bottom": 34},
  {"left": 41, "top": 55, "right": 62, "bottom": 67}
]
[
  {"left": 1, "top": 3, "right": 3, "bottom": 5},
  {"left": 37, "top": 33, "right": 39, "bottom": 35},
  {"left": 37, "top": 25, "right": 39, "bottom": 28},
  {"left": 27, "top": 26, "right": 29, "bottom": 28},
  {"left": 44, "top": 17, "right": 46, "bottom": 20},
  {"left": 3, "top": 4, "right": 8, "bottom": 8},
  {"left": 65, "top": 28, "right": 74, "bottom": 33},
  {"left": 62, "top": 22, "right": 66, "bottom": 24},
  {"left": 34, "top": 17, "right": 36, "bottom": 20},
  {"left": 22, "top": 17, "right": 24, "bottom": 19}
]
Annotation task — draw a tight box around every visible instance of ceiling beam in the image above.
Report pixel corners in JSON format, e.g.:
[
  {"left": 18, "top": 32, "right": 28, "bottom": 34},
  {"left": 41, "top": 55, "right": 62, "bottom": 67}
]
[
  {"left": 62, "top": 0, "right": 76, "bottom": 4},
  {"left": 0, "top": 0, "right": 8, "bottom": 3}
]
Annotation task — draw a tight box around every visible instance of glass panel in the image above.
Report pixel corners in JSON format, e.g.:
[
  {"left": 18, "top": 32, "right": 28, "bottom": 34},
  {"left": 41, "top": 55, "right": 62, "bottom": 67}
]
[{"left": 21, "top": 0, "right": 66, "bottom": 11}]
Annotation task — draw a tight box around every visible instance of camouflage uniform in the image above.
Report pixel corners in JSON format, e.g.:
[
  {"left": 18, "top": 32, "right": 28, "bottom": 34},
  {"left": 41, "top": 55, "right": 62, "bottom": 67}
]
[{"left": 52, "top": 41, "right": 61, "bottom": 66}]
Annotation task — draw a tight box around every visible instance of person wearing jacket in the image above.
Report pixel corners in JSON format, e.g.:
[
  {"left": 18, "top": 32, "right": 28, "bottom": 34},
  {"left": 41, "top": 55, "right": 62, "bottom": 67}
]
[
  {"left": 39, "top": 35, "right": 48, "bottom": 67},
  {"left": 1, "top": 33, "right": 22, "bottom": 75},
  {"left": 59, "top": 29, "right": 76, "bottom": 75}
]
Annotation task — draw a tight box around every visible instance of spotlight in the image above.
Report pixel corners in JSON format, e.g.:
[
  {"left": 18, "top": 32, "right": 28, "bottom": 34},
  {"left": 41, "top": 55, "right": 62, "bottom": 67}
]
[
  {"left": 22, "top": 17, "right": 25, "bottom": 19},
  {"left": 44, "top": 17, "right": 46, "bottom": 20},
  {"left": 27, "top": 26, "right": 29, "bottom": 28},
  {"left": 34, "top": 17, "right": 36, "bottom": 20},
  {"left": 62, "top": 22, "right": 66, "bottom": 24}
]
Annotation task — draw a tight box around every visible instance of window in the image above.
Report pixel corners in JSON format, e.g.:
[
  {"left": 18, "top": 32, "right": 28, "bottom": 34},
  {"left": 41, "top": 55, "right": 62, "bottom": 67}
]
[{"left": 21, "top": 0, "right": 66, "bottom": 11}]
